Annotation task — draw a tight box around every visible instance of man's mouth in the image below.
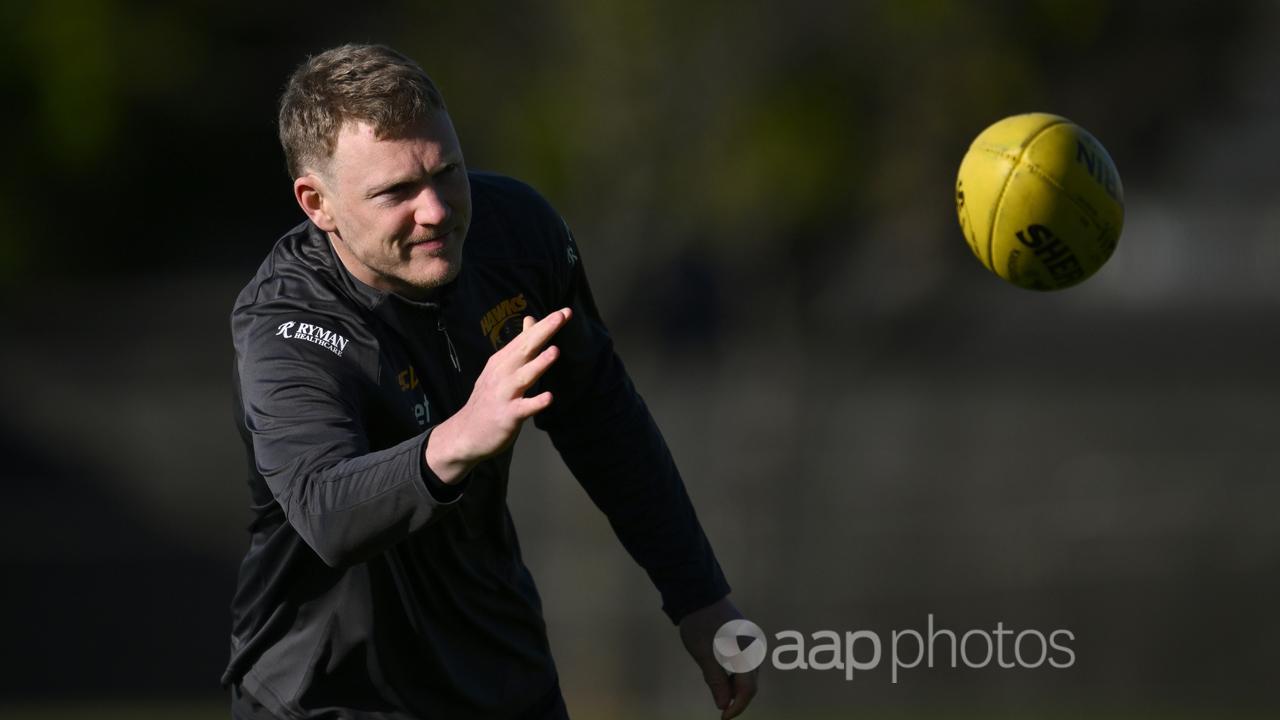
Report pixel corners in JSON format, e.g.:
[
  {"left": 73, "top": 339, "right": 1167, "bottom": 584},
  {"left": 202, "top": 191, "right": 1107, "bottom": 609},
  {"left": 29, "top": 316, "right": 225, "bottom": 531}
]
[{"left": 408, "top": 232, "right": 450, "bottom": 253}]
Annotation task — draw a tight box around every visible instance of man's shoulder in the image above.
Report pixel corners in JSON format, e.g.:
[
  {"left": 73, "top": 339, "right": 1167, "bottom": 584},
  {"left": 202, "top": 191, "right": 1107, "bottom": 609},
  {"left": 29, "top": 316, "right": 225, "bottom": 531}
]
[
  {"left": 468, "top": 172, "right": 569, "bottom": 241},
  {"left": 234, "top": 221, "right": 347, "bottom": 313},
  {"left": 466, "top": 171, "right": 573, "bottom": 271},
  {"left": 231, "top": 222, "right": 370, "bottom": 362},
  {"left": 468, "top": 171, "right": 558, "bottom": 219}
]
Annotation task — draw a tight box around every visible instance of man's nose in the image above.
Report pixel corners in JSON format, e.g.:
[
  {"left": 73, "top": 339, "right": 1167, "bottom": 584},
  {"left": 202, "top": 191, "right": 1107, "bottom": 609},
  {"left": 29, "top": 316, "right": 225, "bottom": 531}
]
[{"left": 412, "top": 185, "right": 451, "bottom": 227}]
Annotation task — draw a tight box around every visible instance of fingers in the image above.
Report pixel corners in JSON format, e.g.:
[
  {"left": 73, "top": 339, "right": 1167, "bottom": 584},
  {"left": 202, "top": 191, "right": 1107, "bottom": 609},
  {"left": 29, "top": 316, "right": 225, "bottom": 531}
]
[
  {"left": 703, "top": 668, "right": 732, "bottom": 712},
  {"left": 721, "top": 671, "right": 759, "bottom": 720},
  {"left": 511, "top": 308, "right": 572, "bottom": 360},
  {"left": 512, "top": 345, "right": 559, "bottom": 391},
  {"left": 512, "top": 391, "right": 553, "bottom": 419}
]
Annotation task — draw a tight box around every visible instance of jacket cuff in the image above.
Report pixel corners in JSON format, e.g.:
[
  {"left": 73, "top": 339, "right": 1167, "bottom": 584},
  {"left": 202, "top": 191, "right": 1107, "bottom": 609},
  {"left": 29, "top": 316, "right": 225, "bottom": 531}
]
[
  {"left": 419, "top": 427, "right": 469, "bottom": 504},
  {"left": 664, "top": 574, "right": 733, "bottom": 625}
]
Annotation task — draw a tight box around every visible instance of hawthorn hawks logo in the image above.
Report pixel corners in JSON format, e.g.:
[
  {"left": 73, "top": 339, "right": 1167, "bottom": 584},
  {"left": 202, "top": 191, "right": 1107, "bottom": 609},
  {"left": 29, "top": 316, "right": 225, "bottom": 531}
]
[{"left": 479, "top": 293, "right": 528, "bottom": 350}]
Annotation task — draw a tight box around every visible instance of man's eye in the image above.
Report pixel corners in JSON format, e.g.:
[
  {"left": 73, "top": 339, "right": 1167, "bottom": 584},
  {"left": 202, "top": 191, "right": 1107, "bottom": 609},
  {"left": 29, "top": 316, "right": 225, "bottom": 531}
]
[{"left": 372, "top": 184, "right": 413, "bottom": 203}]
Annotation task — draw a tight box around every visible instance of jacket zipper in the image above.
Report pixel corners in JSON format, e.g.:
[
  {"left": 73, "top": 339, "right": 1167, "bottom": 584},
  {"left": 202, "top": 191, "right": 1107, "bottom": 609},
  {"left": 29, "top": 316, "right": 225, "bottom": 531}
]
[{"left": 437, "top": 316, "right": 461, "bottom": 373}]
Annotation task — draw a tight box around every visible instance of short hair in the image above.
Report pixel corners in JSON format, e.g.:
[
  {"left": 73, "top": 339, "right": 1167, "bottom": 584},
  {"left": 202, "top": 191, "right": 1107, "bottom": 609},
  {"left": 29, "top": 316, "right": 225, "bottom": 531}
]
[{"left": 278, "top": 43, "right": 446, "bottom": 178}]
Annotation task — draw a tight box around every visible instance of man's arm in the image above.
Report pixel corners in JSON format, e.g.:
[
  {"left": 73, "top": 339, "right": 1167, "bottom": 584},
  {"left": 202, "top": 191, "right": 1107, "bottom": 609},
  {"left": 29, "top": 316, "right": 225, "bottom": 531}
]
[
  {"left": 531, "top": 237, "right": 757, "bottom": 717},
  {"left": 235, "top": 307, "right": 464, "bottom": 568},
  {"left": 238, "top": 300, "right": 575, "bottom": 569},
  {"left": 533, "top": 242, "right": 731, "bottom": 623}
]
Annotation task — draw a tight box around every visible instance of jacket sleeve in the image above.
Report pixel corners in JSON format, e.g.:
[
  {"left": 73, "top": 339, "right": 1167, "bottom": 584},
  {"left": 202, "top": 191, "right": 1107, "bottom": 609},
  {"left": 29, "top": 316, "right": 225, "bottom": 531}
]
[
  {"left": 534, "top": 229, "right": 731, "bottom": 624},
  {"left": 234, "top": 304, "right": 464, "bottom": 568}
]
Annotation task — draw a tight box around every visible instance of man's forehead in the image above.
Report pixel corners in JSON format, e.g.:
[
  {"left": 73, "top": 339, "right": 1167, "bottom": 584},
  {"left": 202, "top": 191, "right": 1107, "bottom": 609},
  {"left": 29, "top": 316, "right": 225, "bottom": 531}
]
[
  {"left": 339, "top": 114, "right": 458, "bottom": 151},
  {"left": 328, "top": 116, "right": 460, "bottom": 182}
]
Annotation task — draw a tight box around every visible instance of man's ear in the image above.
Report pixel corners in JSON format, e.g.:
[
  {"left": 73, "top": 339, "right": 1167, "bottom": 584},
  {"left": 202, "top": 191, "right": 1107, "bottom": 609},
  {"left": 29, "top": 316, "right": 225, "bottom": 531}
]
[{"left": 294, "top": 172, "right": 338, "bottom": 232}]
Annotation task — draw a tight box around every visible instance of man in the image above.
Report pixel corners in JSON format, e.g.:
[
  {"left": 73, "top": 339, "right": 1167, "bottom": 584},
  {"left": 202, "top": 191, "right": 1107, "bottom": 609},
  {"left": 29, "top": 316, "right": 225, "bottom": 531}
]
[{"left": 223, "top": 43, "right": 757, "bottom": 719}]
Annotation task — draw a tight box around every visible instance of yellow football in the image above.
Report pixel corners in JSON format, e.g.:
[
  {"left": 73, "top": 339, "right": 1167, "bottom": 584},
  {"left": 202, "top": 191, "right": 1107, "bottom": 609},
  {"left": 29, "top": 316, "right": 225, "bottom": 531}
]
[{"left": 955, "top": 113, "right": 1124, "bottom": 290}]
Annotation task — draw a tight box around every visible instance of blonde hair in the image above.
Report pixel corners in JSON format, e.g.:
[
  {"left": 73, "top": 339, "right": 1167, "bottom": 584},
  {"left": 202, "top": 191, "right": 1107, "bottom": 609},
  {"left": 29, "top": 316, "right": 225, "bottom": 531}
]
[{"left": 278, "top": 44, "right": 445, "bottom": 178}]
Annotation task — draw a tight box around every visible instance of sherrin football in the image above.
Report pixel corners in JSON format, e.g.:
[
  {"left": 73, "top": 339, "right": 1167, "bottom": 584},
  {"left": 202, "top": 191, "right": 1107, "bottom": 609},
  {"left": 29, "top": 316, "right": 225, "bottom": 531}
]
[{"left": 955, "top": 113, "right": 1124, "bottom": 290}]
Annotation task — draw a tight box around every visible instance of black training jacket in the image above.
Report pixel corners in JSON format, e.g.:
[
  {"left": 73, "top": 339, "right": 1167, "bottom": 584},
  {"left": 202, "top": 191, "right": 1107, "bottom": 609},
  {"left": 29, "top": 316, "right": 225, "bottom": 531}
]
[{"left": 222, "top": 172, "right": 730, "bottom": 718}]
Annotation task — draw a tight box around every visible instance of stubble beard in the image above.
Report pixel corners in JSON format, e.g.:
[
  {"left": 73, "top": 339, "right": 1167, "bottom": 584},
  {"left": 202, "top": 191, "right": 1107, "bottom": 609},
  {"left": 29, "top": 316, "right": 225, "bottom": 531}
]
[
  {"left": 329, "top": 230, "right": 463, "bottom": 298},
  {"left": 399, "top": 238, "right": 464, "bottom": 294}
]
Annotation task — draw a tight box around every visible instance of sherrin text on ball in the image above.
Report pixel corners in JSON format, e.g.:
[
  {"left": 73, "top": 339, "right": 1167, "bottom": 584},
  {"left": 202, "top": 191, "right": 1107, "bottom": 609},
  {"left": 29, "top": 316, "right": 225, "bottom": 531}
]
[{"left": 955, "top": 113, "right": 1124, "bottom": 290}]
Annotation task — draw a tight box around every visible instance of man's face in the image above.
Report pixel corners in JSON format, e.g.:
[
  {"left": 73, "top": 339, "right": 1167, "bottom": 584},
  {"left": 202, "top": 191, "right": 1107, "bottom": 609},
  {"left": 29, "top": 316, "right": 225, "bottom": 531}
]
[{"left": 310, "top": 112, "right": 472, "bottom": 299}]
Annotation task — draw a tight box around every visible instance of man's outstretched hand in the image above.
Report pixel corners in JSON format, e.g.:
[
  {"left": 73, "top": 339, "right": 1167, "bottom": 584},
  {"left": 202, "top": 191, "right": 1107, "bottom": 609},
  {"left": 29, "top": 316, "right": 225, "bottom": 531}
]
[
  {"left": 679, "top": 596, "right": 759, "bottom": 719},
  {"left": 426, "top": 308, "right": 571, "bottom": 484}
]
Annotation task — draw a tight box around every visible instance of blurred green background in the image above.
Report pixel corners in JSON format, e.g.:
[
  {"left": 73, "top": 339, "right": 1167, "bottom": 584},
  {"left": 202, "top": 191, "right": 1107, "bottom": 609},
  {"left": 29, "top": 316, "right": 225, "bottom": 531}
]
[{"left": 2, "top": 0, "right": 1278, "bottom": 717}]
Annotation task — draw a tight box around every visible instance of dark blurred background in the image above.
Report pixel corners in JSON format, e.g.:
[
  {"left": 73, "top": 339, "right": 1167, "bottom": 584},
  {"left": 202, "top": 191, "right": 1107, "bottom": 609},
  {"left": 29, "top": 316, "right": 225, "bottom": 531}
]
[{"left": 2, "top": 1, "right": 1278, "bottom": 717}]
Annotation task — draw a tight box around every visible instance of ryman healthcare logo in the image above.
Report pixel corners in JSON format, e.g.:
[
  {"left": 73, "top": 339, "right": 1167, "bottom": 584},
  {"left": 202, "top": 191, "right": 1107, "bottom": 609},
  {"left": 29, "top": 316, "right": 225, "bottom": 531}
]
[
  {"left": 276, "top": 321, "right": 350, "bottom": 357},
  {"left": 712, "top": 615, "right": 1075, "bottom": 684}
]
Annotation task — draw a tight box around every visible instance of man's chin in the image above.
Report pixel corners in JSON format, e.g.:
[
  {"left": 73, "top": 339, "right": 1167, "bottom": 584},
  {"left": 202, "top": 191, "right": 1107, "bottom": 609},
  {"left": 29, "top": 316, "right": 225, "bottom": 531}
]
[{"left": 400, "top": 258, "right": 462, "bottom": 295}]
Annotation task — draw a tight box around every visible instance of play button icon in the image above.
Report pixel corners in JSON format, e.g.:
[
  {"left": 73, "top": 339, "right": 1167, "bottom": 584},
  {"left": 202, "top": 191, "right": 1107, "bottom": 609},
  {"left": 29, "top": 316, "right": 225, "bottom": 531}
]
[{"left": 713, "top": 619, "right": 767, "bottom": 674}]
